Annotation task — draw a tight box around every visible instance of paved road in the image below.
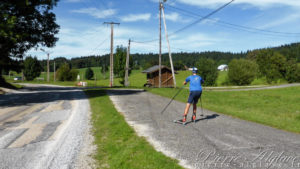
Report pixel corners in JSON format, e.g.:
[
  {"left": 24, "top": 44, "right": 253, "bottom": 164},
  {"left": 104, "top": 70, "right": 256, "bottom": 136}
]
[
  {"left": 0, "top": 84, "right": 91, "bottom": 169},
  {"left": 108, "top": 89, "right": 300, "bottom": 169}
]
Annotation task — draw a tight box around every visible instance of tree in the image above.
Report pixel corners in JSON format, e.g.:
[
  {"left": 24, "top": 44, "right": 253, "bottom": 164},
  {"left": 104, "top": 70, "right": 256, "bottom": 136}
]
[
  {"left": 69, "top": 69, "right": 79, "bottom": 81},
  {"left": 85, "top": 67, "right": 94, "bottom": 80},
  {"left": 228, "top": 59, "right": 258, "bottom": 85},
  {"left": 173, "top": 60, "right": 185, "bottom": 70},
  {"left": 56, "top": 63, "right": 78, "bottom": 81},
  {"left": 255, "top": 49, "right": 287, "bottom": 83},
  {"left": 23, "top": 56, "right": 42, "bottom": 81},
  {"left": 114, "top": 46, "right": 129, "bottom": 85},
  {"left": 196, "top": 58, "right": 218, "bottom": 86},
  {"left": 285, "top": 59, "right": 300, "bottom": 83},
  {"left": 0, "top": 0, "right": 59, "bottom": 84}
]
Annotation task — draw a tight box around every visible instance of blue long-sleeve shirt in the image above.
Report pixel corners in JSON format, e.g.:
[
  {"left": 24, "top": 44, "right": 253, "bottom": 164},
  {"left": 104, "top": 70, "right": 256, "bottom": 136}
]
[{"left": 185, "top": 75, "right": 204, "bottom": 91}]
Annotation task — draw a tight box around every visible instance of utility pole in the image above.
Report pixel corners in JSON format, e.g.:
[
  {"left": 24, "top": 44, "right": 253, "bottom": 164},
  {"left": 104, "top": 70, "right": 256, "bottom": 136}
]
[
  {"left": 95, "top": 73, "right": 97, "bottom": 86},
  {"left": 125, "top": 39, "right": 131, "bottom": 87},
  {"left": 161, "top": 3, "right": 176, "bottom": 88},
  {"left": 159, "top": 1, "right": 162, "bottom": 88},
  {"left": 53, "top": 61, "right": 56, "bottom": 82},
  {"left": 40, "top": 49, "right": 52, "bottom": 82},
  {"left": 47, "top": 53, "right": 49, "bottom": 82},
  {"left": 104, "top": 22, "right": 120, "bottom": 87}
]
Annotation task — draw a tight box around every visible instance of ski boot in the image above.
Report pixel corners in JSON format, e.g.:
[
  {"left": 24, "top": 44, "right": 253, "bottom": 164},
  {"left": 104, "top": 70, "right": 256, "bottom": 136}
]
[{"left": 191, "top": 113, "right": 196, "bottom": 123}]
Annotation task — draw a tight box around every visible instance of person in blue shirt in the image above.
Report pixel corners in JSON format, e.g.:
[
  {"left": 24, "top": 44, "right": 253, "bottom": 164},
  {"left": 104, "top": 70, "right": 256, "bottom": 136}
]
[{"left": 182, "top": 67, "right": 204, "bottom": 122}]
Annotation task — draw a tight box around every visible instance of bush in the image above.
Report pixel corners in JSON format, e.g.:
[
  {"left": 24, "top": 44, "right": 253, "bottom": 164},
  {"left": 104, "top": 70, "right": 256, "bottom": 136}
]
[
  {"left": 255, "top": 49, "right": 286, "bottom": 83},
  {"left": 69, "top": 69, "right": 79, "bottom": 81},
  {"left": 196, "top": 58, "right": 218, "bottom": 86},
  {"left": 228, "top": 59, "right": 258, "bottom": 85},
  {"left": 23, "top": 56, "right": 42, "bottom": 81},
  {"left": 85, "top": 67, "right": 94, "bottom": 80},
  {"left": 56, "top": 63, "right": 70, "bottom": 81},
  {"left": 285, "top": 59, "right": 300, "bottom": 83},
  {"left": 56, "top": 63, "right": 78, "bottom": 81}
]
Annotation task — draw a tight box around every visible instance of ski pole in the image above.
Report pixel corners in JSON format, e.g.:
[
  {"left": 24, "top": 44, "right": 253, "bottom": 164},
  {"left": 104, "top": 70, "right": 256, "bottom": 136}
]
[
  {"left": 200, "top": 97, "right": 204, "bottom": 116},
  {"left": 160, "top": 85, "right": 185, "bottom": 114}
]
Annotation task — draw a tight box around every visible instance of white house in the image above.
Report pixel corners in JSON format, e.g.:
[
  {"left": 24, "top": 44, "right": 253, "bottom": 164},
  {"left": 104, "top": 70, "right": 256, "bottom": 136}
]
[{"left": 217, "top": 64, "right": 228, "bottom": 71}]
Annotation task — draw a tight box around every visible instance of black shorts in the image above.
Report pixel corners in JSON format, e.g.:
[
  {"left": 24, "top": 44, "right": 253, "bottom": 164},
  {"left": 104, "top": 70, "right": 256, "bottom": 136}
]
[{"left": 187, "top": 91, "right": 202, "bottom": 104}]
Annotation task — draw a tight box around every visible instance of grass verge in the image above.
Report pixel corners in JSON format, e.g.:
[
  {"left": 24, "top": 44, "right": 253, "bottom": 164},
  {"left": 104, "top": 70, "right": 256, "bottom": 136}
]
[
  {"left": 84, "top": 89, "right": 183, "bottom": 169},
  {"left": 147, "top": 86, "right": 300, "bottom": 133}
]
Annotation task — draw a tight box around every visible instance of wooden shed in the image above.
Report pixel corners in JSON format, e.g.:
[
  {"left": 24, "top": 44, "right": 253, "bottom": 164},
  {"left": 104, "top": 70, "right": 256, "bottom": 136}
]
[{"left": 142, "top": 65, "right": 177, "bottom": 87}]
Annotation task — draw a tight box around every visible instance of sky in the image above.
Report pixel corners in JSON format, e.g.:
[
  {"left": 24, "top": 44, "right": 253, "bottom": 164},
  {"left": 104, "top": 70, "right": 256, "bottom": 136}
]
[{"left": 27, "top": 0, "right": 300, "bottom": 59}]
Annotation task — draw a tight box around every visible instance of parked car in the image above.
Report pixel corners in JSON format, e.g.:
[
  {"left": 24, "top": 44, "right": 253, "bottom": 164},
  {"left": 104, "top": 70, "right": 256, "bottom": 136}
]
[{"left": 14, "top": 77, "right": 22, "bottom": 81}]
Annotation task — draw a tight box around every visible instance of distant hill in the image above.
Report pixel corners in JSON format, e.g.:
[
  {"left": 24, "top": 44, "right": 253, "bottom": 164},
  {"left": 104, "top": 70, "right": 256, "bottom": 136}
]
[
  {"left": 273, "top": 42, "right": 300, "bottom": 61},
  {"left": 39, "top": 42, "right": 300, "bottom": 71}
]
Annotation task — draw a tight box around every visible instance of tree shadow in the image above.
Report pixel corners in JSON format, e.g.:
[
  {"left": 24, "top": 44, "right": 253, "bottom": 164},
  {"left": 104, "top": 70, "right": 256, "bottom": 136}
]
[{"left": 0, "top": 86, "right": 146, "bottom": 108}]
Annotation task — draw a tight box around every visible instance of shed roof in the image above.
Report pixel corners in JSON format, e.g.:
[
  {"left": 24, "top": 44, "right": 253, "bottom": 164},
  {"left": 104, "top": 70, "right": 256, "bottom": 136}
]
[{"left": 142, "top": 65, "right": 177, "bottom": 74}]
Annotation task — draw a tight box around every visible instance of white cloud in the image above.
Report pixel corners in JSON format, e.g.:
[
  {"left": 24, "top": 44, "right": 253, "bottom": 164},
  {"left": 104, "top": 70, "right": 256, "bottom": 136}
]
[
  {"left": 27, "top": 22, "right": 153, "bottom": 58},
  {"left": 158, "top": 12, "right": 190, "bottom": 23},
  {"left": 71, "top": 8, "right": 116, "bottom": 19},
  {"left": 163, "top": 12, "right": 180, "bottom": 22},
  {"left": 259, "top": 13, "right": 300, "bottom": 29},
  {"left": 176, "top": 0, "right": 300, "bottom": 9},
  {"left": 121, "top": 13, "right": 151, "bottom": 22}
]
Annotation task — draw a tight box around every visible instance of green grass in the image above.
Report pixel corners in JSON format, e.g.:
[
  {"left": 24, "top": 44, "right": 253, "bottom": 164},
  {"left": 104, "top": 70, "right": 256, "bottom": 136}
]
[
  {"left": 78, "top": 67, "right": 106, "bottom": 81},
  {"left": 216, "top": 71, "right": 228, "bottom": 86},
  {"left": 147, "top": 86, "right": 300, "bottom": 133},
  {"left": 128, "top": 69, "right": 147, "bottom": 87},
  {"left": 214, "top": 71, "right": 288, "bottom": 86},
  {"left": 84, "top": 89, "right": 183, "bottom": 169},
  {"left": 3, "top": 67, "right": 291, "bottom": 88}
]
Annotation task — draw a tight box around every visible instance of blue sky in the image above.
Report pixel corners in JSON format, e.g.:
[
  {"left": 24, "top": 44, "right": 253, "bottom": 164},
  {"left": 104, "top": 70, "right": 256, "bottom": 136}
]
[{"left": 28, "top": 0, "right": 300, "bottom": 59}]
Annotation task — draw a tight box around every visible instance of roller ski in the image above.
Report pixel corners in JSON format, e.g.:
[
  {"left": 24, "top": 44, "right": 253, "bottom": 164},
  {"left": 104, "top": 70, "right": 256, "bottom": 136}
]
[
  {"left": 173, "top": 119, "right": 187, "bottom": 125},
  {"left": 173, "top": 114, "right": 189, "bottom": 125}
]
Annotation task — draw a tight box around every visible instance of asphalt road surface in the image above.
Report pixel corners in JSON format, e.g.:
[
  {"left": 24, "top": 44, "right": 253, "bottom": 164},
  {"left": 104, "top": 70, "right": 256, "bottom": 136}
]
[
  {"left": 108, "top": 89, "right": 300, "bottom": 169},
  {"left": 0, "top": 84, "right": 91, "bottom": 169}
]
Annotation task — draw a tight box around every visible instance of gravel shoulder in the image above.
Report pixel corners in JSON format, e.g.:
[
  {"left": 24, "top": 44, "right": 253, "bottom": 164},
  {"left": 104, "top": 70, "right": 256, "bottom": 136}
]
[{"left": 0, "top": 84, "right": 95, "bottom": 169}]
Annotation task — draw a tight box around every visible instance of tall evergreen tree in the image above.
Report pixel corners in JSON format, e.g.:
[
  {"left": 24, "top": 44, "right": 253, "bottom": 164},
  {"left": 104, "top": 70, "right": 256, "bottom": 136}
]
[
  {"left": 23, "top": 56, "right": 42, "bottom": 81},
  {"left": 114, "top": 46, "right": 128, "bottom": 85},
  {"left": 85, "top": 67, "right": 94, "bottom": 80}
]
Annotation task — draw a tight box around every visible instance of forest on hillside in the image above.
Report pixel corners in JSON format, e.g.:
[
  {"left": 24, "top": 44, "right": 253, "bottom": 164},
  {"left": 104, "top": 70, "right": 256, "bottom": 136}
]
[{"left": 39, "top": 42, "right": 300, "bottom": 72}]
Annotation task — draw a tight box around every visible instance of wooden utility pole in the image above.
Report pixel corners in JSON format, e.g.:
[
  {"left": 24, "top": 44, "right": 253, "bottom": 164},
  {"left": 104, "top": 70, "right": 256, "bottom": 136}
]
[
  {"left": 40, "top": 49, "right": 52, "bottom": 82},
  {"left": 159, "top": 1, "right": 162, "bottom": 88},
  {"left": 47, "top": 53, "right": 50, "bottom": 82},
  {"left": 104, "top": 22, "right": 120, "bottom": 87},
  {"left": 125, "top": 39, "right": 131, "bottom": 87},
  {"left": 53, "top": 61, "right": 56, "bottom": 82},
  {"left": 95, "top": 73, "right": 97, "bottom": 86},
  {"left": 161, "top": 3, "right": 176, "bottom": 88}
]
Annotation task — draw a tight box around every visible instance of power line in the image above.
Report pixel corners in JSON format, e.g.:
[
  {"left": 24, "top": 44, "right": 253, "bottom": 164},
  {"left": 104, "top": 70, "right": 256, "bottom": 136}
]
[
  {"left": 131, "top": 40, "right": 195, "bottom": 53},
  {"left": 132, "top": 0, "right": 234, "bottom": 43},
  {"left": 168, "top": 0, "right": 235, "bottom": 36},
  {"left": 87, "top": 36, "right": 110, "bottom": 56},
  {"left": 165, "top": 4, "right": 300, "bottom": 37}
]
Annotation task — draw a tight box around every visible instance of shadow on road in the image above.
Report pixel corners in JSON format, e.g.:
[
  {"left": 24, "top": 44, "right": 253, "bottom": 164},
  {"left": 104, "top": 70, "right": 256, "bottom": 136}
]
[
  {"left": 0, "top": 87, "right": 146, "bottom": 108},
  {"left": 181, "top": 114, "right": 219, "bottom": 125},
  {"left": 196, "top": 114, "right": 219, "bottom": 122},
  {"left": 106, "top": 89, "right": 145, "bottom": 96}
]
